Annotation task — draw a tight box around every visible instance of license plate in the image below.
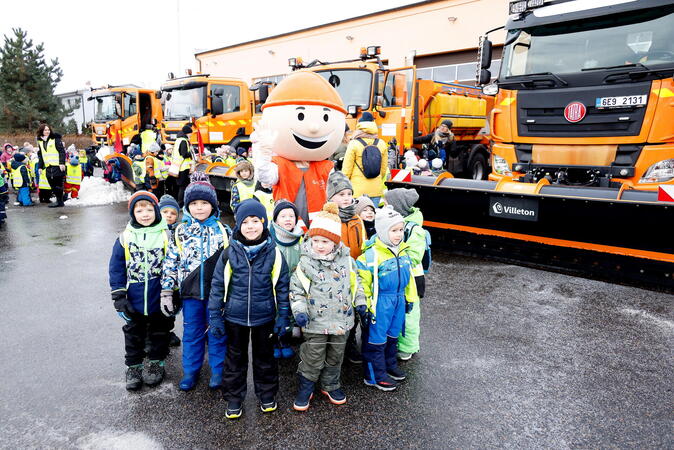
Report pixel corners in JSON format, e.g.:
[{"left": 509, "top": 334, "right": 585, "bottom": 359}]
[{"left": 595, "top": 95, "right": 647, "bottom": 108}]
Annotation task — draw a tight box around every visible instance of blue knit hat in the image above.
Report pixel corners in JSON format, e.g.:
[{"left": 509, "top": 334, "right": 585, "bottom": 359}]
[
  {"left": 236, "top": 147, "right": 247, "bottom": 156},
  {"left": 13, "top": 153, "right": 26, "bottom": 162},
  {"left": 235, "top": 198, "right": 267, "bottom": 228},
  {"left": 159, "top": 194, "right": 179, "bottom": 213},
  {"left": 128, "top": 191, "right": 161, "bottom": 226},
  {"left": 272, "top": 199, "right": 299, "bottom": 224},
  {"left": 359, "top": 111, "right": 374, "bottom": 122},
  {"left": 184, "top": 180, "right": 219, "bottom": 215}
]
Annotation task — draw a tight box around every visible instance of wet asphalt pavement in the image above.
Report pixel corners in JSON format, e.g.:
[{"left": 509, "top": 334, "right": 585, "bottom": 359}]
[{"left": 0, "top": 199, "right": 672, "bottom": 449}]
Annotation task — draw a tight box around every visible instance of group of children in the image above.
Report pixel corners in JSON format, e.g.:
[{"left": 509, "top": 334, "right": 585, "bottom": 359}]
[{"left": 108, "top": 167, "right": 430, "bottom": 419}]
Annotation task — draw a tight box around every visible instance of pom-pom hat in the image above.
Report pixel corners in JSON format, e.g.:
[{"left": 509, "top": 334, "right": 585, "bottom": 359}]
[{"left": 308, "top": 202, "right": 342, "bottom": 245}]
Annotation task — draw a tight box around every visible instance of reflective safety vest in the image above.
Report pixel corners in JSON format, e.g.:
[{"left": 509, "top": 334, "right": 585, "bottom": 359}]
[
  {"left": 222, "top": 247, "right": 283, "bottom": 303},
  {"left": 140, "top": 129, "right": 157, "bottom": 153},
  {"left": 79, "top": 150, "right": 88, "bottom": 164},
  {"left": 172, "top": 137, "right": 193, "bottom": 172},
  {"left": 224, "top": 156, "right": 237, "bottom": 167},
  {"left": 150, "top": 155, "right": 165, "bottom": 181},
  {"left": 38, "top": 169, "right": 51, "bottom": 190},
  {"left": 66, "top": 164, "right": 82, "bottom": 185},
  {"left": 294, "top": 258, "right": 358, "bottom": 304},
  {"left": 11, "top": 165, "right": 25, "bottom": 188},
  {"left": 254, "top": 190, "right": 275, "bottom": 225},
  {"left": 132, "top": 159, "right": 147, "bottom": 185},
  {"left": 38, "top": 139, "right": 60, "bottom": 167},
  {"left": 158, "top": 158, "right": 169, "bottom": 180},
  {"left": 233, "top": 180, "right": 256, "bottom": 201}
]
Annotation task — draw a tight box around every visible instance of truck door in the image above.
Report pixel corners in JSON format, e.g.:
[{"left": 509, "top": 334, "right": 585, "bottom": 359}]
[
  {"left": 208, "top": 84, "right": 245, "bottom": 146},
  {"left": 377, "top": 67, "right": 416, "bottom": 149},
  {"left": 121, "top": 91, "right": 139, "bottom": 146}
]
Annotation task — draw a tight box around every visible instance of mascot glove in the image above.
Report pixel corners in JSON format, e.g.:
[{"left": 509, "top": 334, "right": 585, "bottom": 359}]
[
  {"left": 250, "top": 120, "right": 277, "bottom": 163},
  {"left": 294, "top": 313, "right": 309, "bottom": 328},
  {"left": 160, "top": 290, "right": 175, "bottom": 317}
]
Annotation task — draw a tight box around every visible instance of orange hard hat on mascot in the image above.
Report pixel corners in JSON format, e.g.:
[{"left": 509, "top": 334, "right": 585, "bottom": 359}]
[{"left": 253, "top": 71, "right": 347, "bottom": 226}]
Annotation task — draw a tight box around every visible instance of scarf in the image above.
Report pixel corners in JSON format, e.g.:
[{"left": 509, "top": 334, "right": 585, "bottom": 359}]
[
  {"left": 305, "top": 239, "right": 339, "bottom": 262},
  {"left": 272, "top": 222, "right": 303, "bottom": 245},
  {"left": 338, "top": 203, "right": 356, "bottom": 223}
]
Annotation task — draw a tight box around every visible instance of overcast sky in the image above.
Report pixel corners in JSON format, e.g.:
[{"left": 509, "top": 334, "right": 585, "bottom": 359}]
[{"left": 1, "top": 0, "right": 416, "bottom": 94}]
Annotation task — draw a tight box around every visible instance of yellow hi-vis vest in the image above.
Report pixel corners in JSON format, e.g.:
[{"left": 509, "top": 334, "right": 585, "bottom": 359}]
[
  {"left": 172, "top": 137, "right": 193, "bottom": 172},
  {"left": 158, "top": 158, "right": 169, "bottom": 179},
  {"left": 39, "top": 169, "right": 51, "bottom": 190},
  {"left": 11, "top": 165, "right": 25, "bottom": 188},
  {"left": 132, "top": 158, "right": 147, "bottom": 185},
  {"left": 234, "top": 180, "right": 256, "bottom": 201},
  {"left": 66, "top": 164, "right": 82, "bottom": 185},
  {"left": 150, "top": 156, "right": 165, "bottom": 181},
  {"left": 39, "top": 139, "right": 60, "bottom": 167},
  {"left": 221, "top": 247, "right": 283, "bottom": 304},
  {"left": 254, "top": 190, "right": 275, "bottom": 225},
  {"left": 79, "top": 150, "right": 88, "bottom": 164},
  {"left": 140, "top": 129, "right": 157, "bottom": 153}
]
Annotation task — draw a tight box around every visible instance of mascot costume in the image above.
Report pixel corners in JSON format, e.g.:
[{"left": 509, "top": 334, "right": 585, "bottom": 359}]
[{"left": 252, "top": 71, "right": 346, "bottom": 226}]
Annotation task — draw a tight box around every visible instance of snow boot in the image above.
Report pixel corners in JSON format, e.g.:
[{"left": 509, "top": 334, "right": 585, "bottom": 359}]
[
  {"left": 209, "top": 372, "right": 223, "bottom": 390},
  {"left": 280, "top": 345, "right": 295, "bottom": 359},
  {"left": 293, "top": 374, "right": 315, "bottom": 411},
  {"left": 126, "top": 364, "right": 143, "bottom": 391},
  {"left": 143, "top": 360, "right": 165, "bottom": 387},
  {"left": 179, "top": 372, "right": 199, "bottom": 391},
  {"left": 273, "top": 346, "right": 282, "bottom": 359},
  {"left": 321, "top": 387, "right": 347, "bottom": 405}
]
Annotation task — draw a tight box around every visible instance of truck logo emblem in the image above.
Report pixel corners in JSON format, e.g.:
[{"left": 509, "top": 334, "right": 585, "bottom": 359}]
[
  {"left": 564, "top": 101, "right": 586, "bottom": 123},
  {"left": 492, "top": 202, "right": 504, "bottom": 214}
]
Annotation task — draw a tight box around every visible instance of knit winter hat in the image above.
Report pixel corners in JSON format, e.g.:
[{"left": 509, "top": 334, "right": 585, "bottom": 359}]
[
  {"left": 417, "top": 158, "right": 429, "bottom": 170},
  {"left": 441, "top": 119, "right": 453, "bottom": 128},
  {"left": 159, "top": 194, "right": 179, "bottom": 213},
  {"left": 13, "top": 153, "right": 25, "bottom": 162},
  {"left": 148, "top": 142, "right": 161, "bottom": 154},
  {"left": 308, "top": 202, "right": 342, "bottom": 245},
  {"left": 432, "top": 158, "right": 443, "bottom": 169},
  {"left": 181, "top": 124, "right": 193, "bottom": 134},
  {"left": 234, "top": 160, "right": 254, "bottom": 180},
  {"left": 235, "top": 198, "right": 267, "bottom": 228},
  {"left": 359, "top": 111, "right": 375, "bottom": 123},
  {"left": 261, "top": 71, "right": 347, "bottom": 114},
  {"left": 327, "top": 170, "right": 353, "bottom": 200},
  {"left": 354, "top": 195, "right": 375, "bottom": 216},
  {"left": 236, "top": 147, "right": 247, "bottom": 156},
  {"left": 273, "top": 199, "right": 299, "bottom": 224},
  {"left": 128, "top": 190, "right": 161, "bottom": 225},
  {"left": 385, "top": 188, "right": 419, "bottom": 217},
  {"left": 184, "top": 180, "right": 219, "bottom": 215},
  {"left": 375, "top": 205, "right": 404, "bottom": 246}
]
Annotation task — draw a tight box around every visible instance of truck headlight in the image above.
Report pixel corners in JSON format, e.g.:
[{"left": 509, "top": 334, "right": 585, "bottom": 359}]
[
  {"left": 639, "top": 159, "right": 674, "bottom": 183},
  {"left": 493, "top": 155, "right": 512, "bottom": 176}
]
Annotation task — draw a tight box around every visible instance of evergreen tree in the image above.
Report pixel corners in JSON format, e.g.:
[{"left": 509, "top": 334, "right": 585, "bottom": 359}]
[{"left": 0, "top": 28, "right": 73, "bottom": 132}]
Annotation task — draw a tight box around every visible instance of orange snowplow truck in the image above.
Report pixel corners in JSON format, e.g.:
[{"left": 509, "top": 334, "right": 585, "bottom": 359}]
[
  {"left": 291, "top": 47, "right": 494, "bottom": 179},
  {"left": 159, "top": 74, "right": 270, "bottom": 150},
  {"left": 88, "top": 86, "right": 163, "bottom": 149}
]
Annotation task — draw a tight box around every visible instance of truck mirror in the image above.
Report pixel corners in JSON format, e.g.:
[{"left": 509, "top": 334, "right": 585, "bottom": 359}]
[
  {"left": 378, "top": 109, "right": 387, "bottom": 119},
  {"left": 166, "top": 93, "right": 172, "bottom": 101},
  {"left": 87, "top": 96, "right": 93, "bottom": 101},
  {"left": 259, "top": 85, "right": 269, "bottom": 104},
  {"left": 211, "top": 97, "right": 224, "bottom": 116},
  {"left": 478, "top": 69, "right": 492, "bottom": 86},
  {"left": 155, "top": 91, "right": 162, "bottom": 100},
  {"left": 479, "top": 37, "right": 493, "bottom": 70}
]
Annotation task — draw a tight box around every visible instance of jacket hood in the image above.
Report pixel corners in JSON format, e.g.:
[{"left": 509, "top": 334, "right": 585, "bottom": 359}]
[
  {"left": 355, "top": 121, "right": 378, "bottom": 136},
  {"left": 364, "top": 235, "right": 410, "bottom": 254},
  {"left": 124, "top": 218, "right": 168, "bottom": 235},
  {"left": 10, "top": 160, "right": 23, "bottom": 170},
  {"left": 405, "top": 207, "right": 423, "bottom": 225}
]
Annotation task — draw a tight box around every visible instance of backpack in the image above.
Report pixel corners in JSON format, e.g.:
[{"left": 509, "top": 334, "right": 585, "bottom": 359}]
[
  {"left": 354, "top": 138, "right": 382, "bottom": 179},
  {"left": 404, "top": 222, "right": 432, "bottom": 273}
]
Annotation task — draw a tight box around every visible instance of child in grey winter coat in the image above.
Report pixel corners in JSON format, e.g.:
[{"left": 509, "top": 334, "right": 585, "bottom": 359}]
[{"left": 289, "top": 203, "right": 366, "bottom": 411}]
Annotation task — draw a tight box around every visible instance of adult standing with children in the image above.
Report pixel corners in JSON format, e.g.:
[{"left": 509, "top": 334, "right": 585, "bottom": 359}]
[{"left": 36, "top": 123, "right": 66, "bottom": 208}]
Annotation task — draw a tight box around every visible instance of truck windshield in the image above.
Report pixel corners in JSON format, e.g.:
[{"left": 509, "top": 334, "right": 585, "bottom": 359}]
[
  {"left": 94, "top": 95, "right": 118, "bottom": 121},
  {"left": 315, "top": 69, "right": 372, "bottom": 109},
  {"left": 164, "top": 87, "right": 205, "bottom": 120},
  {"left": 501, "top": 7, "right": 674, "bottom": 78}
]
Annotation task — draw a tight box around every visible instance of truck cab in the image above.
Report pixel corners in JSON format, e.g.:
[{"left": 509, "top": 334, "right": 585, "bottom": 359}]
[
  {"left": 159, "top": 74, "right": 263, "bottom": 150},
  {"left": 481, "top": 0, "right": 674, "bottom": 190},
  {"left": 89, "top": 86, "right": 162, "bottom": 148}
]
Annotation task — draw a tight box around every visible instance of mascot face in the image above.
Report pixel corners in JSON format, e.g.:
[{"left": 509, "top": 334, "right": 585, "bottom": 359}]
[{"left": 263, "top": 104, "right": 346, "bottom": 161}]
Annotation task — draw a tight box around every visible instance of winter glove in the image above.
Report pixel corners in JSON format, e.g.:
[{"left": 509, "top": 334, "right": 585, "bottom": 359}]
[
  {"left": 160, "top": 290, "right": 175, "bottom": 317},
  {"left": 294, "top": 313, "right": 309, "bottom": 328},
  {"left": 112, "top": 290, "right": 135, "bottom": 322},
  {"left": 355, "top": 305, "right": 371, "bottom": 327},
  {"left": 209, "top": 310, "right": 226, "bottom": 339},
  {"left": 274, "top": 315, "right": 290, "bottom": 337},
  {"left": 405, "top": 302, "right": 414, "bottom": 314}
]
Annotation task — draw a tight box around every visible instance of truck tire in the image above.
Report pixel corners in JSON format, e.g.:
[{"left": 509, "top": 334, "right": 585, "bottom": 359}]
[{"left": 469, "top": 149, "right": 489, "bottom": 180}]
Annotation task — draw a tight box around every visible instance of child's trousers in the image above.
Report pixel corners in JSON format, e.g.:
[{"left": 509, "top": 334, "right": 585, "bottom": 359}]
[
  {"left": 361, "top": 292, "right": 406, "bottom": 383},
  {"left": 123, "top": 312, "right": 172, "bottom": 366},
  {"left": 17, "top": 187, "right": 32, "bottom": 206},
  {"left": 182, "top": 298, "right": 227, "bottom": 375},
  {"left": 222, "top": 320, "right": 278, "bottom": 402},
  {"left": 298, "top": 333, "right": 347, "bottom": 391}
]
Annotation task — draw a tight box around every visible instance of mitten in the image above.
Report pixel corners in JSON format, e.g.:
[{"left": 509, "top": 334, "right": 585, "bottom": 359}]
[{"left": 294, "top": 313, "right": 309, "bottom": 328}]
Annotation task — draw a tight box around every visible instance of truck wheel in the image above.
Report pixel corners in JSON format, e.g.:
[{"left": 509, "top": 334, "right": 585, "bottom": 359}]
[{"left": 470, "top": 152, "right": 488, "bottom": 180}]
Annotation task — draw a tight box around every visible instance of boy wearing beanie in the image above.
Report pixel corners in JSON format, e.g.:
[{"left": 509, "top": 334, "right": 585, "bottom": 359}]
[
  {"left": 161, "top": 179, "right": 229, "bottom": 391},
  {"left": 108, "top": 191, "right": 172, "bottom": 390},
  {"left": 290, "top": 203, "right": 366, "bottom": 411},
  {"left": 208, "top": 198, "right": 290, "bottom": 419},
  {"left": 384, "top": 188, "right": 427, "bottom": 360},
  {"left": 269, "top": 199, "right": 304, "bottom": 359},
  {"left": 158, "top": 193, "right": 182, "bottom": 347},
  {"left": 230, "top": 160, "right": 275, "bottom": 219},
  {"left": 355, "top": 195, "right": 376, "bottom": 239},
  {"left": 10, "top": 153, "right": 33, "bottom": 206},
  {"left": 356, "top": 206, "right": 418, "bottom": 391}
]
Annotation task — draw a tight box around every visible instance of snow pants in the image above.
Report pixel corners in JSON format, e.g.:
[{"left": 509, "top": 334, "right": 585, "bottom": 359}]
[
  {"left": 64, "top": 182, "right": 80, "bottom": 199},
  {"left": 182, "top": 298, "right": 227, "bottom": 376},
  {"left": 361, "top": 293, "right": 405, "bottom": 383},
  {"left": 298, "top": 333, "right": 347, "bottom": 391},
  {"left": 397, "top": 299, "right": 420, "bottom": 354},
  {"left": 16, "top": 187, "right": 32, "bottom": 206},
  {"left": 123, "top": 311, "right": 172, "bottom": 366},
  {"left": 222, "top": 320, "right": 278, "bottom": 402}
]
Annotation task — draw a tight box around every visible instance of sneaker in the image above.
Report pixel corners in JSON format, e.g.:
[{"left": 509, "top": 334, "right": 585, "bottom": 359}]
[
  {"left": 225, "top": 401, "right": 243, "bottom": 420},
  {"left": 209, "top": 372, "right": 223, "bottom": 390},
  {"left": 387, "top": 367, "right": 406, "bottom": 381},
  {"left": 260, "top": 396, "right": 278, "bottom": 413},
  {"left": 321, "top": 388, "right": 347, "bottom": 405},
  {"left": 363, "top": 377, "right": 397, "bottom": 391},
  {"left": 280, "top": 346, "right": 295, "bottom": 359},
  {"left": 13, "top": 202, "right": 20, "bottom": 206},
  {"left": 397, "top": 352, "right": 413, "bottom": 361},
  {"left": 125, "top": 365, "right": 143, "bottom": 391},
  {"left": 169, "top": 332, "right": 181, "bottom": 347},
  {"left": 143, "top": 360, "right": 165, "bottom": 387}
]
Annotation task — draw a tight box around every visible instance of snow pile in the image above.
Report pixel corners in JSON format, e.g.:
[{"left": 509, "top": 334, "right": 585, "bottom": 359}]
[
  {"left": 77, "top": 430, "right": 163, "bottom": 450},
  {"left": 65, "top": 177, "right": 130, "bottom": 207}
]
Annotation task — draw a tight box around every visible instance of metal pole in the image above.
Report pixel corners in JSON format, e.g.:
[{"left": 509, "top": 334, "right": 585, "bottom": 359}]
[{"left": 176, "top": 0, "right": 182, "bottom": 73}]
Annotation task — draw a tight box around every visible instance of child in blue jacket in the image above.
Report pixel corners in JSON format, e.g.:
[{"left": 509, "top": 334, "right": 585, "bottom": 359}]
[
  {"left": 161, "top": 179, "right": 229, "bottom": 391},
  {"left": 209, "top": 199, "right": 290, "bottom": 420},
  {"left": 108, "top": 191, "right": 172, "bottom": 390}
]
